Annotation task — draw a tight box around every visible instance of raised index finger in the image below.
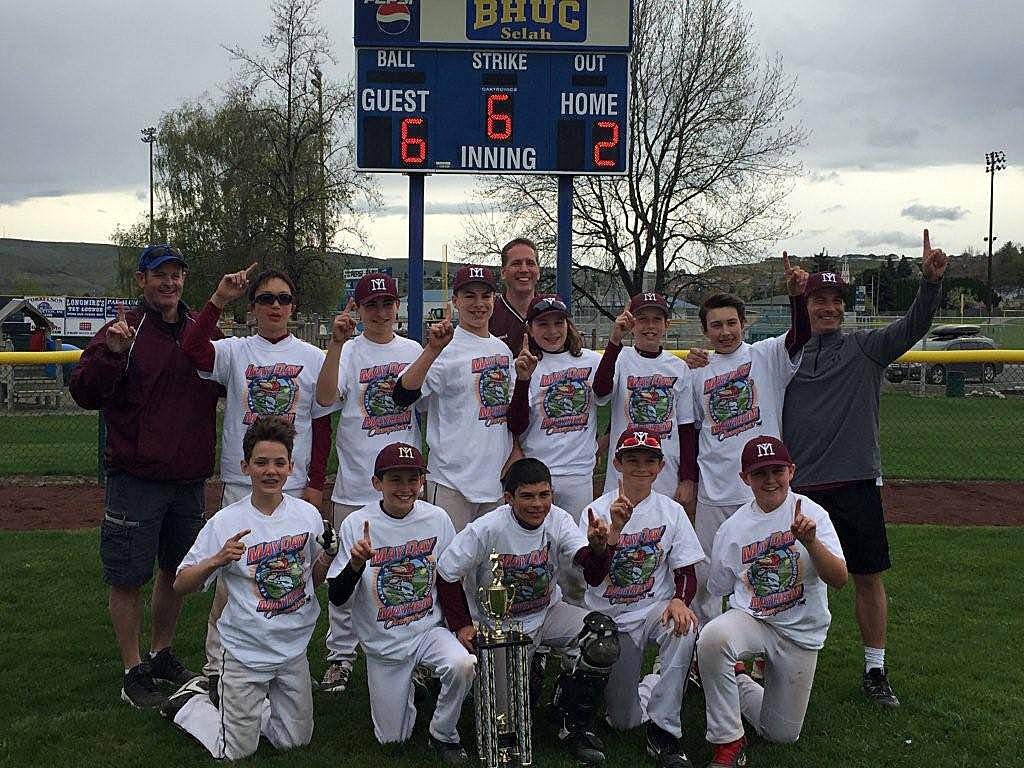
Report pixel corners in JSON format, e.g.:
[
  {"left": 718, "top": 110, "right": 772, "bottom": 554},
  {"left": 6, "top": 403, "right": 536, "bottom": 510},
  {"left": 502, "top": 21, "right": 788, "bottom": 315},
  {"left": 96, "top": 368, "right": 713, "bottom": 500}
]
[
  {"left": 782, "top": 251, "right": 791, "bottom": 271},
  {"left": 587, "top": 507, "right": 596, "bottom": 526},
  {"left": 231, "top": 528, "right": 251, "bottom": 542},
  {"left": 344, "top": 297, "right": 356, "bottom": 314},
  {"left": 363, "top": 520, "right": 371, "bottom": 544},
  {"left": 923, "top": 228, "right": 930, "bottom": 254},
  {"left": 116, "top": 303, "right": 127, "bottom": 324},
  {"left": 794, "top": 498, "right": 802, "bottom": 523},
  {"left": 244, "top": 262, "right": 258, "bottom": 278}
]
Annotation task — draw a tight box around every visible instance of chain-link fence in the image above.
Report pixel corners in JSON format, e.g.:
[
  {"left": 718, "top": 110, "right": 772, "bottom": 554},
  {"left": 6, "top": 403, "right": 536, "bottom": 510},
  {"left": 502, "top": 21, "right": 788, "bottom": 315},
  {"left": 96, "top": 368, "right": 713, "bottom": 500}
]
[{"left": 2, "top": 351, "right": 1022, "bottom": 484}]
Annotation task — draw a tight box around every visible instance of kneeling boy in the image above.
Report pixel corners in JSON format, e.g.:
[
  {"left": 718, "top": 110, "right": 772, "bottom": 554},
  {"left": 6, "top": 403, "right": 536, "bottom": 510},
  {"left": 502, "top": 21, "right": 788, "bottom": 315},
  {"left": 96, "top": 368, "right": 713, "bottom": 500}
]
[
  {"left": 327, "top": 443, "right": 476, "bottom": 763},
  {"left": 162, "top": 417, "right": 338, "bottom": 760},
  {"left": 697, "top": 436, "right": 847, "bottom": 768},
  {"left": 583, "top": 430, "right": 704, "bottom": 768}
]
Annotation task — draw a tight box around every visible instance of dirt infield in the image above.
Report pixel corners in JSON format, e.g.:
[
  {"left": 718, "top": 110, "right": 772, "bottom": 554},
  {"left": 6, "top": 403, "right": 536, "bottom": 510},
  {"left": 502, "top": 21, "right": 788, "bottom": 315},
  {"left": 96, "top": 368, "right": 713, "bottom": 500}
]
[{"left": 0, "top": 478, "right": 1020, "bottom": 531}]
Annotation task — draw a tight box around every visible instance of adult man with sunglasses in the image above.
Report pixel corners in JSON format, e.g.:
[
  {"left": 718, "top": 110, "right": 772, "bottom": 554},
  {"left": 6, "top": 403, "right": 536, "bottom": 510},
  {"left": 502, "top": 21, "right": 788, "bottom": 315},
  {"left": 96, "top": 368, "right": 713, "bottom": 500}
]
[
  {"left": 181, "top": 266, "right": 340, "bottom": 699},
  {"left": 70, "top": 244, "right": 224, "bottom": 708}
]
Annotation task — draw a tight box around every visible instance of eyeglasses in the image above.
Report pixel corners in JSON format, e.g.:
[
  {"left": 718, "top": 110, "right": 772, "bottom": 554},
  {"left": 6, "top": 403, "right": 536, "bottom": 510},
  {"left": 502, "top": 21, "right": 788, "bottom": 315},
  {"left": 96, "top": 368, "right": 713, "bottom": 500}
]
[
  {"left": 254, "top": 292, "right": 294, "bottom": 306},
  {"left": 530, "top": 297, "right": 567, "bottom": 315},
  {"left": 618, "top": 433, "right": 661, "bottom": 451}
]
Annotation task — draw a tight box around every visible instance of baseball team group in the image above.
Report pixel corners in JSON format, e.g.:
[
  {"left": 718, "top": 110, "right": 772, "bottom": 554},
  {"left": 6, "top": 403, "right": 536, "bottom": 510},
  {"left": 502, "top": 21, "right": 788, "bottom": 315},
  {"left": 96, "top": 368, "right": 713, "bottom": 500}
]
[{"left": 69, "top": 232, "right": 950, "bottom": 767}]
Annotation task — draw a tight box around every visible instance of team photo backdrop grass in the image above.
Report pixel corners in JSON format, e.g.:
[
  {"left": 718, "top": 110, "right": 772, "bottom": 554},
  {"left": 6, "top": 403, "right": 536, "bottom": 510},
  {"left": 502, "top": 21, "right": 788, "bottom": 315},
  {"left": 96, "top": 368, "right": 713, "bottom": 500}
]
[
  {"left": 3, "top": 525, "right": 1019, "bottom": 767},
  {"left": 4, "top": 394, "right": 1024, "bottom": 482}
]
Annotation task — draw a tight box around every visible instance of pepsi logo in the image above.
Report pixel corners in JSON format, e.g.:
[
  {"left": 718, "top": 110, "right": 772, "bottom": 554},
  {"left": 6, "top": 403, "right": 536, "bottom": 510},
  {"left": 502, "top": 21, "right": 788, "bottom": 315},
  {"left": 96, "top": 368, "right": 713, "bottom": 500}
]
[{"left": 376, "top": 1, "right": 412, "bottom": 35}]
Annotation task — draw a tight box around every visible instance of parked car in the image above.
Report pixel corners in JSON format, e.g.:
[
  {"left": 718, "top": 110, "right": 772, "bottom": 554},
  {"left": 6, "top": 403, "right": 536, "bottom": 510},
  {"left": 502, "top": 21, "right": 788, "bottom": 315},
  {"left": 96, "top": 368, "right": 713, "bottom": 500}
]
[{"left": 886, "top": 325, "right": 1003, "bottom": 385}]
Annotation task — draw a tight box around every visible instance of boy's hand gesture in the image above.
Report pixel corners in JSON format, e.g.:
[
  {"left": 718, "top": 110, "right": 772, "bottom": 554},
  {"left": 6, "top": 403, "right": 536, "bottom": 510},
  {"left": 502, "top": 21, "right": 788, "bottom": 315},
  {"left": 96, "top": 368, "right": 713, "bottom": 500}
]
[
  {"left": 684, "top": 348, "right": 710, "bottom": 369},
  {"left": 427, "top": 302, "right": 455, "bottom": 352},
  {"left": 921, "top": 229, "right": 949, "bottom": 282},
  {"left": 213, "top": 529, "right": 251, "bottom": 567},
  {"left": 514, "top": 336, "right": 539, "bottom": 380},
  {"left": 213, "top": 263, "right": 258, "bottom": 308},
  {"left": 790, "top": 499, "right": 817, "bottom": 545},
  {"left": 609, "top": 480, "right": 633, "bottom": 536},
  {"left": 586, "top": 508, "right": 611, "bottom": 552},
  {"left": 331, "top": 299, "right": 357, "bottom": 345},
  {"left": 350, "top": 521, "right": 374, "bottom": 568},
  {"left": 609, "top": 302, "right": 634, "bottom": 345},
  {"left": 661, "top": 597, "right": 698, "bottom": 636},
  {"left": 783, "top": 252, "right": 809, "bottom": 296},
  {"left": 105, "top": 304, "right": 137, "bottom": 354}
]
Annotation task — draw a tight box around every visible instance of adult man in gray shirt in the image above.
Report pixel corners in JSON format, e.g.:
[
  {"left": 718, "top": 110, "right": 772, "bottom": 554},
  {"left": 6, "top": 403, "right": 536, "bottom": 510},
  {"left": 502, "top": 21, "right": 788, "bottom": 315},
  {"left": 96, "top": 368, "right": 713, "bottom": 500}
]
[{"left": 782, "top": 229, "right": 948, "bottom": 708}]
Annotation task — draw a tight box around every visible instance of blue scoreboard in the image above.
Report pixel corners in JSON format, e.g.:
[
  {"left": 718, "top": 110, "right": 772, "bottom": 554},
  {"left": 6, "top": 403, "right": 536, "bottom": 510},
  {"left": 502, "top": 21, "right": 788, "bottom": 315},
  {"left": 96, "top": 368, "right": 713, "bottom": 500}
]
[{"left": 354, "top": 0, "right": 632, "bottom": 175}]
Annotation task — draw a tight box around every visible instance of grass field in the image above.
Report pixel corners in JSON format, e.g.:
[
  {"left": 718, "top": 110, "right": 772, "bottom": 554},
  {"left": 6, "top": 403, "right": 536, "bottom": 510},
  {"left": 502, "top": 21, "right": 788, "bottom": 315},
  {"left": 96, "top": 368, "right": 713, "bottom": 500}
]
[
  {"left": 3, "top": 393, "right": 1023, "bottom": 482},
  {"left": 2, "top": 525, "right": 1020, "bottom": 767}
]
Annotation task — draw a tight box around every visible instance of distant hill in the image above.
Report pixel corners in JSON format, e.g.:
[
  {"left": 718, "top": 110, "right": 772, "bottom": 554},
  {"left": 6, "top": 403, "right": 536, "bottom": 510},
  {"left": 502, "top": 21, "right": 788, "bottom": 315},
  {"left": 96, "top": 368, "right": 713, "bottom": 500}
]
[{"left": 0, "top": 238, "right": 118, "bottom": 295}]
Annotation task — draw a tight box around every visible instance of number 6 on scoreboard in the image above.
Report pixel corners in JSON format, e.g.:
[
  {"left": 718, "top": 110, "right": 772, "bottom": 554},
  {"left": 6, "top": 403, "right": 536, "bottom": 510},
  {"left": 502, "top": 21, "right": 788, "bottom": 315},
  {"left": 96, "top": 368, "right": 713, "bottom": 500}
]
[
  {"left": 486, "top": 93, "right": 513, "bottom": 141},
  {"left": 400, "top": 117, "right": 427, "bottom": 165}
]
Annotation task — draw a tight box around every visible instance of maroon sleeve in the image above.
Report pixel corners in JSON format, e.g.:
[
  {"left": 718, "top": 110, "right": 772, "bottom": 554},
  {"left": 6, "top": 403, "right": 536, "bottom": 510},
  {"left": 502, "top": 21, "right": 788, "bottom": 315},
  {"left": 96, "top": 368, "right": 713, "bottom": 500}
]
[
  {"left": 507, "top": 378, "right": 531, "bottom": 435},
  {"left": 68, "top": 322, "right": 129, "bottom": 410},
  {"left": 306, "top": 414, "right": 332, "bottom": 491},
  {"left": 573, "top": 544, "right": 615, "bottom": 587},
  {"left": 181, "top": 300, "right": 221, "bottom": 372},
  {"left": 592, "top": 339, "right": 623, "bottom": 397},
  {"left": 437, "top": 577, "right": 473, "bottom": 632},
  {"left": 678, "top": 423, "right": 698, "bottom": 482},
  {"left": 785, "top": 294, "right": 811, "bottom": 360},
  {"left": 673, "top": 564, "right": 697, "bottom": 605}
]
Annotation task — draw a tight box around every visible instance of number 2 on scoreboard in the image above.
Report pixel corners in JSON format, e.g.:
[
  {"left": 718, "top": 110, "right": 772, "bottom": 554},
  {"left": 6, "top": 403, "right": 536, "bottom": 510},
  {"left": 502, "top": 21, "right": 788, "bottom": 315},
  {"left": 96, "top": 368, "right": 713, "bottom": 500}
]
[
  {"left": 593, "top": 120, "right": 620, "bottom": 168},
  {"left": 400, "top": 117, "right": 427, "bottom": 165}
]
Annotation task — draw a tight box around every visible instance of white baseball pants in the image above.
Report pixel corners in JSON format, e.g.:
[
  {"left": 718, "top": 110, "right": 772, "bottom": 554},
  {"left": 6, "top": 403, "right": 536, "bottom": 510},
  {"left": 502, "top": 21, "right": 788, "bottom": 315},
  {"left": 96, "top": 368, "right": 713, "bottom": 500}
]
[
  {"left": 426, "top": 481, "right": 502, "bottom": 533},
  {"left": 174, "top": 649, "right": 312, "bottom": 760},
  {"left": 696, "top": 609, "right": 818, "bottom": 745},
  {"left": 692, "top": 502, "right": 741, "bottom": 624},
  {"left": 551, "top": 473, "right": 596, "bottom": 607},
  {"left": 324, "top": 502, "right": 362, "bottom": 666},
  {"left": 365, "top": 626, "right": 477, "bottom": 745}
]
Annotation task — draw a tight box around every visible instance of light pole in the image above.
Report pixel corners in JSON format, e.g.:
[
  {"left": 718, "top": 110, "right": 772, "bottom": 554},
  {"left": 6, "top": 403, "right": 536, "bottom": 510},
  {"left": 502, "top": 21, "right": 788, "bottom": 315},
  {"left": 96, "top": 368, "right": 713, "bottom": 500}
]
[
  {"left": 984, "top": 150, "right": 1006, "bottom": 316},
  {"left": 140, "top": 127, "right": 157, "bottom": 244},
  {"left": 310, "top": 67, "right": 327, "bottom": 262}
]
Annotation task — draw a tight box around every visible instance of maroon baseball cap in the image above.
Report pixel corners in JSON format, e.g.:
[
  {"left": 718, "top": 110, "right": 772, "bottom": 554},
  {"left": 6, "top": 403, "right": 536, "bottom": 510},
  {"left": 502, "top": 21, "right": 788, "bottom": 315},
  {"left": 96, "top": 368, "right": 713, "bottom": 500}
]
[
  {"left": 374, "top": 442, "right": 428, "bottom": 477},
  {"left": 525, "top": 294, "right": 569, "bottom": 323},
  {"left": 353, "top": 273, "right": 399, "bottom": 305},
  {"left": 740, "top": 436, "right": 793, "bottom": 473},
  {"left": 614, "top": 429, "right": 664, "bottom": 459},
  {"left": 452, "top": 265, "right": 497, "bottom": 293},
  {"left": 803, "top": 271, "right": 850, "bottom": 299},
  {"left": 628, "top": 291, "right": 670, "bottom": 317}
]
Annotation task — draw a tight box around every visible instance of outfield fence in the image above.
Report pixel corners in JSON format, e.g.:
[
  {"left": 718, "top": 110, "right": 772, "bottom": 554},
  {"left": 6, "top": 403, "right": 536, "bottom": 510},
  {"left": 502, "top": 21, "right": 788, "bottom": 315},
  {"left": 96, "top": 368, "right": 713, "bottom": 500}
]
[{"left": 2, "top": 349, "right": 1023, "bottom": 483}]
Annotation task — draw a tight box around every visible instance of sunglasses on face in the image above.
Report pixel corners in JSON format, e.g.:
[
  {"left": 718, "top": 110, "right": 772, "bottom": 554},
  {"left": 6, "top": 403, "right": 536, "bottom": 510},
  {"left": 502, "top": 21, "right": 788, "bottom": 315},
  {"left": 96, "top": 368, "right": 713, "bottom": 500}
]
[{"left": 254, "top": 292, "right": 294, "bottom": 306}]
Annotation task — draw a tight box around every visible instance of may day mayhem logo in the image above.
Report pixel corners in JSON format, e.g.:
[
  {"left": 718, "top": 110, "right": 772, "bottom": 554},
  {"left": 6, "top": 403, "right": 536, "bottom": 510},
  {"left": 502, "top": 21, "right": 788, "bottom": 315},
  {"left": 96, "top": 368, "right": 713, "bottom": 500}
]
[
  {"left": 367, "top": 0, "right": 414, "bottom": 35},
  {"left": 372, "top": 537, "right": 438, "bottom": 628},
  {"left": 247, "top": 534, "right": 310, "bottom": 618},
  {"left": 741, "top": 530, "right": 804, "bottom": 616},
  {"left": 360, "top": 362, "right": 413, "bottom": 436},
  {"left": 474, "top": 355, "right": 510, "bottom": 425}
]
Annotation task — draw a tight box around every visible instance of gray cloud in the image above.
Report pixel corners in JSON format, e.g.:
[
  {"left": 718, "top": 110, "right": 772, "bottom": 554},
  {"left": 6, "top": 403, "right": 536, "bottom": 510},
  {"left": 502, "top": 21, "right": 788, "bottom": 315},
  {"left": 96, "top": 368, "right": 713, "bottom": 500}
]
[
  {"left": 809, "top": 170, "right": 839, "bottom": 184},
  {"left": 900, "top": 204, "right": 968, "bottom": 221},
  {"left": 847, "top": 230, "right": 922, "bottom": 249},
  {"left": 820, "top": 204, "right": 846, "bottom": 214}
]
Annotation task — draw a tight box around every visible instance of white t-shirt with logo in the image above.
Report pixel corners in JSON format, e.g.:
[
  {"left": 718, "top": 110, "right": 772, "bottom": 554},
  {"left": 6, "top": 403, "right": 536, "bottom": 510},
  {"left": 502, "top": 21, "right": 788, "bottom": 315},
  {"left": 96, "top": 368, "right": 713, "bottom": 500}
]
[
  {"left": 420, "top": 326, "right": 513, "bottom": 502},
  {"left": 603, "top": 347, "right": 694, "bottom": 497},
  {"left": 437, "top": 504, "right": 587, "bottom": 637},
  {"left": 332, "top": 333, "right": 424, "bottom": 506},
  {"left": 178, "top": 494, "right": 324, "bottom": 670},
  {"left": 203, "top": 334, "right": 339, "bottom": 491},
  {"left": 579, "top": 490, "right": 704, "bottom": 633},
  {"left": 519, "top": 349, "right": 609, "bottom": 478},
  {"left": 328, "top": 499, "right": 455, "bottom": 661},
  {"left": 707, "top": 491, "right": 844, "bottom": 650},
  {"left": 692, "top": 335, "right": 801, "bottom": 506}
]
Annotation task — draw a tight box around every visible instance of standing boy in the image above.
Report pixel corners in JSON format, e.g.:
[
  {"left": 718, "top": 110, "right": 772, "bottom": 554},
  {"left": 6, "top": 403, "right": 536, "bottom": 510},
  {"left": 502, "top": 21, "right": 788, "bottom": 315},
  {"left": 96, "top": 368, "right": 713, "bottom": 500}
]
[
  {"left": 400, "top": 265, "right": 514, "bottom": 531},
  {"left": 684, "top": 254, "right": 809, "bottom": 620},
  {"left": 594, "top": 292, "right": 694, "bottom": 504},
  {"left": 314, "top": 272, "right": 453, "bottom": 692},
  {"left": 326, "top": 443, "right": 475, "bottom": 763},
  {"left": 583, "top": 430, "right": 705, "bottom": 768},
  {"left": 697, "top": 436, "right": 847, "bottom": 768},
  {"left": 437, "top": 458, "right": 626, "bottom": 765},
  {"left": 161, "top": 417, "right": 338, "bottom": 761}
]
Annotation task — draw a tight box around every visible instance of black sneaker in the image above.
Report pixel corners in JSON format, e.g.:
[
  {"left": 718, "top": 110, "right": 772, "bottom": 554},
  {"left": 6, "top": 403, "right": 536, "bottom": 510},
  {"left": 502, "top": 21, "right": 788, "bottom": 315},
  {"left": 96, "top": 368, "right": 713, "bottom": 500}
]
[
  {"left": 207, "top": 674, "right": 220, "bottom": 708},
  {"left": 646, "top": 723, "right": 692, "bottom": 768},
  {"left": 862, "top": 667, "right": 900, "bottom": 708},
  {"left": 149, "top": 647, "right": 198, "bottom": 687},
  {"left": 160, "top": 677, "right": 208, "bottom": 719},
  {"left": 429, "top": 734, "right": 469, "bottom": 764},
  {"left": 529, "top": 648, "right": 548, "bottom": 708},
  {"left": 121, "top": 663, "right": 165, "bottom": 708},
  {"left": 559, "top": 725, "right": 606, "bottom": 764}
]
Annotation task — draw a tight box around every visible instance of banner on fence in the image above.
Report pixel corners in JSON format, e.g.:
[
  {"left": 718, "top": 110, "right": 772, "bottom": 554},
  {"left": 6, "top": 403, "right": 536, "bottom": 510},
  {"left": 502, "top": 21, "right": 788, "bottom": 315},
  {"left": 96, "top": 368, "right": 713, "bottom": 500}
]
[{"left": 26, "top": 296, "right": 134, "bottom": 337}]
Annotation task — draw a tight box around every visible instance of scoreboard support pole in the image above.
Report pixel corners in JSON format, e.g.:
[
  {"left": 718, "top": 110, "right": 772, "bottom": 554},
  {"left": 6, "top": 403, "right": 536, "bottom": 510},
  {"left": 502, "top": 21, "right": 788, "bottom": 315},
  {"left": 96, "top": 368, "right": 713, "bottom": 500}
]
[
  {"left": 408, "top": 172, "right": 425, "bottom": 343},
  {"left": 556, "top": 174, "right": 573, "bottom": 310}
]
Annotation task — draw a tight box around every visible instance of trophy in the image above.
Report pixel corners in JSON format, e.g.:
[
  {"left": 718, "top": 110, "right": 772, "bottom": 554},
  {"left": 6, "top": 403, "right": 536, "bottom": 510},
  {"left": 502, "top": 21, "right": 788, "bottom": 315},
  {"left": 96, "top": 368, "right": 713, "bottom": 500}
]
[{"left": 474, "top": 549, "right": 532, "bottom": 768}]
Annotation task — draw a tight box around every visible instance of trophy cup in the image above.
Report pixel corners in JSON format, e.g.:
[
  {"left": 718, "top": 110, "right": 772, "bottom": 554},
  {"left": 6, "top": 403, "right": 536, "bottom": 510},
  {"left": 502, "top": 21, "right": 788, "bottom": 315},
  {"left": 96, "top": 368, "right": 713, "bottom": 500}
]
[{"left": 474, "top": 549, "right": 532, "bottom": 768}]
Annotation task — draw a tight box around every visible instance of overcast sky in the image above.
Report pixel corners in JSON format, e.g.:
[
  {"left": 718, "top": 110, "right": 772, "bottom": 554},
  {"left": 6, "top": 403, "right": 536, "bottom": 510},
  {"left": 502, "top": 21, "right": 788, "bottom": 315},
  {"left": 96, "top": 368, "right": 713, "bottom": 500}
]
[{"left": 1, "top": 0, "right": 1020, "bottom": 264}]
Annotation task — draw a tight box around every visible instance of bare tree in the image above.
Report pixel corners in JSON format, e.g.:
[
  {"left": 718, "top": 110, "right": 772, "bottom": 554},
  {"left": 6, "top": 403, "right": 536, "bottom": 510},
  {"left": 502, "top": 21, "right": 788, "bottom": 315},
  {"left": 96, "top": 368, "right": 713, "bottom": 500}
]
[{"left": 459, "top": 0, "right": 804, "bottom": 316}]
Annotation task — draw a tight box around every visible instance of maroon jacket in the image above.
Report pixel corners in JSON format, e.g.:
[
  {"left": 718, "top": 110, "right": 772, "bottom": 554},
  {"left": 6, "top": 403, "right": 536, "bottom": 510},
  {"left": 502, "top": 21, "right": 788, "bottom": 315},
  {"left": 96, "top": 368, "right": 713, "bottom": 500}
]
[{"left": 69, "top": 301, "right": 224, "bottom": 481}]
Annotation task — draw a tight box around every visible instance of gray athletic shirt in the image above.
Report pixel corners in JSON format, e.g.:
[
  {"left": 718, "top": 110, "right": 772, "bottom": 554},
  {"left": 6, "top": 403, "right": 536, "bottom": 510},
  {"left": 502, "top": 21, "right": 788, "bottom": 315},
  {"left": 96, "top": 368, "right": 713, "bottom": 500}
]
[{"left": 783, "top": 281, "right": 941, "bottom": 487}]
